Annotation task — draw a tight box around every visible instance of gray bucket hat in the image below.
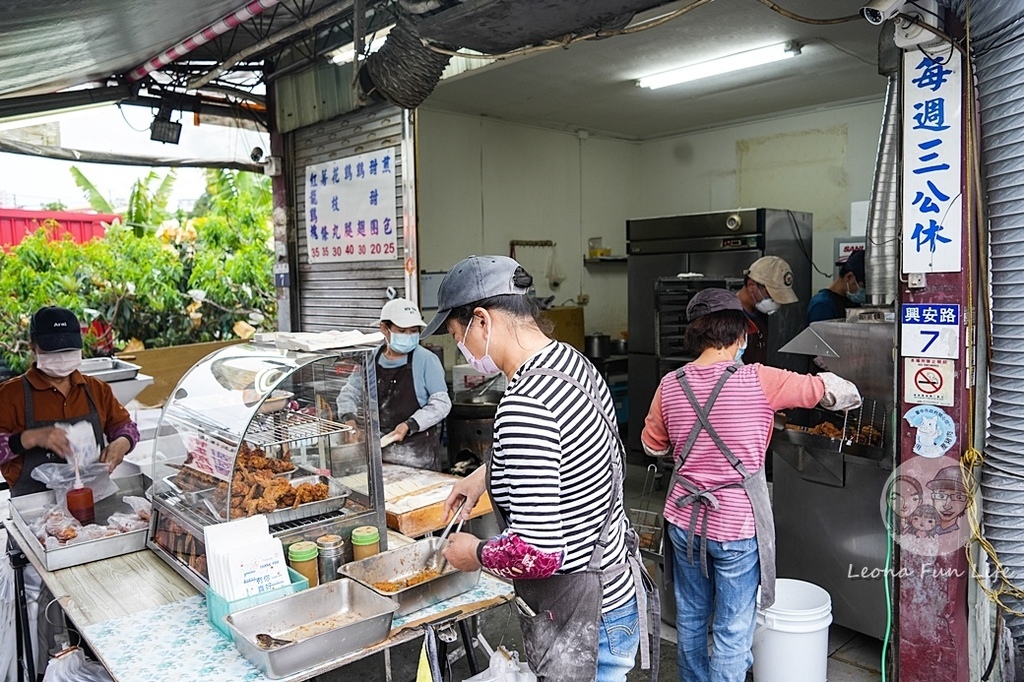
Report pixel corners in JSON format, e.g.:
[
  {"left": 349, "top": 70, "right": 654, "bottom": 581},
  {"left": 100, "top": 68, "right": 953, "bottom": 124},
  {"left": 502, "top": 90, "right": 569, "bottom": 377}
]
[
  {"left": 423, "top": 256, "right": 530, "bottom": 336},
  {"left": 686, "top": 288, "right": 745, "bottom": 322}
]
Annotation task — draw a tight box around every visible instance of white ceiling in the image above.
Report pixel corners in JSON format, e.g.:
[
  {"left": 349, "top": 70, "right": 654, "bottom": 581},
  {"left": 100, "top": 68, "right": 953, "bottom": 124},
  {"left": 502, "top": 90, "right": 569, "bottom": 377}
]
[{"left": 424, "top": 0, "right": 888, "bottom": 140}]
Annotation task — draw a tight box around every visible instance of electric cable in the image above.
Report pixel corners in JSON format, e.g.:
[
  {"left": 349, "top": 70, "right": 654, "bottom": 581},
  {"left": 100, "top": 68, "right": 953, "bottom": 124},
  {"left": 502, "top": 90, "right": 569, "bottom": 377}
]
[
  {"left": 785, "top": 209, "right": 831, "bottom": 278},
  {"left": 117, "top": 103, "right": 153, "bottom": 133}
]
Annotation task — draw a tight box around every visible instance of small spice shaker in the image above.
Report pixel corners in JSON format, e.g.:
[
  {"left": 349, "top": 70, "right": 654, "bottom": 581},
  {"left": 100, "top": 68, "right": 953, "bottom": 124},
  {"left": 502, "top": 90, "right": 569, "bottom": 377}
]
[{"left": 316, "top": 534, "right": 344, "bottom": 583}]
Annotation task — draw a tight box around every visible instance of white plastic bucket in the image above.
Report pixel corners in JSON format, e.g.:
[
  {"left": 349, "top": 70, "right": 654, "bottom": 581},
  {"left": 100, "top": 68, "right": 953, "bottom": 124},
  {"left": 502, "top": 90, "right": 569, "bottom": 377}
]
[{"left": 751, "top": 579, "right": 833, "bottom": 682}]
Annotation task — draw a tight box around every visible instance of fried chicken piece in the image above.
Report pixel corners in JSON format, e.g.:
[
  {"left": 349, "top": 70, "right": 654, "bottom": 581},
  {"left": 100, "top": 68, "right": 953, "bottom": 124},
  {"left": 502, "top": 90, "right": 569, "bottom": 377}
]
[
  {"left": 292, "top": 482, "right": 330, "bottom": 508},
  {"left": 809, "top": 422, "right": 843, "bottom": 439}
]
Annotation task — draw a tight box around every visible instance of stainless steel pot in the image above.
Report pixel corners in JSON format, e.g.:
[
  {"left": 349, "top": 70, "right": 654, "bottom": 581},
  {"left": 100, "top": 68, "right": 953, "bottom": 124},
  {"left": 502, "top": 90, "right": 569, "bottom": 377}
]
[
  {"left": 585, "top": 333, "right": 611, "bottom": 360},
  {"left": 610, "top": 338, "right": 628, "bottom": 355}
]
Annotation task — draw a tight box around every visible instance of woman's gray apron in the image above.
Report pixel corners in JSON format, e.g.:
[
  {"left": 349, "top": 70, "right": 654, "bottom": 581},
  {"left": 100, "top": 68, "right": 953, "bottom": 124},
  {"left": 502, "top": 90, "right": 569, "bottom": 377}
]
[
  {"left": 485, "top": 361, "right": 659, "bottom": 682},
  {"left": 11, "top": 379, "right": 104, "bottom": 497},
  {"left": 662, "top": 364, "right": 776, "bottom": 609},
  {"left": 375, "top": 347, "right": 441, "bottom": 470}
]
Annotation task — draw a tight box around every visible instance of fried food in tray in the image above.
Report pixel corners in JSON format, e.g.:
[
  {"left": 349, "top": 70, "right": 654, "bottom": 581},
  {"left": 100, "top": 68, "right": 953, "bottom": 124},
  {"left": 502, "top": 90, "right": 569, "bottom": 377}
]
[
  {"left": 223, "top": 471, "right": 330, "bottom": 519},
  {"left": 787, "top": 421, "right": 882, "bottom": 446},
  {"left": 372, "top": 568, "right": 442, "bottom": 593},
  {"left": 175, "top": 441, "right": 330, "bottom": 518}
]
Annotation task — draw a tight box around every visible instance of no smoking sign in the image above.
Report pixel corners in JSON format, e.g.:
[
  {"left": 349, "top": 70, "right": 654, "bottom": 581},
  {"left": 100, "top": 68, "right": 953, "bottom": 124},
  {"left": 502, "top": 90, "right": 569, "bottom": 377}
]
[{"left": 904, "top": 358, "right": 955, "bottom": 407}]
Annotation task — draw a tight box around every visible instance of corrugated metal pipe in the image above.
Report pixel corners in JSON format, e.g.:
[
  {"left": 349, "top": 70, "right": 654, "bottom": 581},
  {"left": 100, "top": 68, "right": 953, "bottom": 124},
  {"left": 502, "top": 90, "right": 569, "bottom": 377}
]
[
  {"left": 948, "top": 0, "right": 1024, "bottom": 642},
  {"left": 864, "top": 24, "right": 900, "bottom": 306},
  {"left": 359, "top": 16, "right": 452, "bottom": 109}
]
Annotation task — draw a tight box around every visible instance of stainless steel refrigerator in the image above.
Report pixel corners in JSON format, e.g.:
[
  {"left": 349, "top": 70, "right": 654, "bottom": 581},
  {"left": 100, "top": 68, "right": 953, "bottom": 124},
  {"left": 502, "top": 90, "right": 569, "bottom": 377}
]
[{"left": 626, "top": 208, "right": 812, "bottom": 459}]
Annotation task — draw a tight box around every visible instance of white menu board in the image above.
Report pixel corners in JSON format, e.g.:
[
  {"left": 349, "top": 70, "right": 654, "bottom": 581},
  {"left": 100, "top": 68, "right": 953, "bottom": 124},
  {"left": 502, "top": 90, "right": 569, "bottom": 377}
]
[{"left": 305, "top": 147, "right": 398, "bottom": 263}]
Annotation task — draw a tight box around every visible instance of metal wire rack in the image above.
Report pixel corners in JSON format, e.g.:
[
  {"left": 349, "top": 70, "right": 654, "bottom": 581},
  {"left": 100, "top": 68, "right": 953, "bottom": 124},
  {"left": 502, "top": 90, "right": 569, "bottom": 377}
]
[
  {"left": 629, "top": 464, "right": 664, "bottom": 555},
  {"left": 247, "top": 411, "right": 354, "bottom": 447}
]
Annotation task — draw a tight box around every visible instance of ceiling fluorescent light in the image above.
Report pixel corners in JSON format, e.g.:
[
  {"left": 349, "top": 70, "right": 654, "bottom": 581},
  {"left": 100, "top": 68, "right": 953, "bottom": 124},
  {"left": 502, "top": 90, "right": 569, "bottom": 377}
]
[
  {"left": 637, "top": 41, "right": 801, "bottom": 90},
  {"left": 328, "top": 25, "right": 394, "bottom": 65}
]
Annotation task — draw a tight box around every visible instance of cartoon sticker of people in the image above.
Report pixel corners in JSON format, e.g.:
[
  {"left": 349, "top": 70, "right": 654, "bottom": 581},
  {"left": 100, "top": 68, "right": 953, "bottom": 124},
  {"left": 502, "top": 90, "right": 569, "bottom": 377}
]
[
  {"left": 909, "top": 504, "right": 941, "bottom": 539},
  {"left": 927, "top": 466, "right": 969, "bottom": 536},
  {"left": 886, "top": 475, "right": 923, "bottom": 535}
]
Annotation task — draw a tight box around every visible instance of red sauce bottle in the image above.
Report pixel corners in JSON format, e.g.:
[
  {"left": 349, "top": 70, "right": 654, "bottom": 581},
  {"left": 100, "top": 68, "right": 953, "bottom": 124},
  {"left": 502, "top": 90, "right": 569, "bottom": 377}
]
[{"left": 66, "top": 487, "right": 95, "bottom": 525}]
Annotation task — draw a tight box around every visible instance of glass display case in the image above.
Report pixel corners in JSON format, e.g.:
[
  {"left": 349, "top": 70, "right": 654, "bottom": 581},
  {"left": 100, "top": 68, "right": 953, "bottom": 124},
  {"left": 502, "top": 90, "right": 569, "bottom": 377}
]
[{"left": 148, "top": 342, "right": 386, "bottom": 590}]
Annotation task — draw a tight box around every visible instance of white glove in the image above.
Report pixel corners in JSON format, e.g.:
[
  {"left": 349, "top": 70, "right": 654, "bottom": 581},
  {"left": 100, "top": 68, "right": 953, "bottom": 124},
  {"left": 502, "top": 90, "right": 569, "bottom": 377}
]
[{"left": 817, "top": 372, "right": 862, "bottom": 412}]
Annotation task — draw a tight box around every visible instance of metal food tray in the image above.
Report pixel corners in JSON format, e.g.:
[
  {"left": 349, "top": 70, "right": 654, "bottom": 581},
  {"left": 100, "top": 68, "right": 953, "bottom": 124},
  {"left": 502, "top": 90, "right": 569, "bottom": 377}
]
[
  {"left": 225, "top": 578, "right": 398, "bottom": 679},
  {"left": 8, "top": 476, "right": 149, "bottom": 571},
  {"left": 181, "top": 474, "right": 350, "bottom": 523},
  {"left": 340, "top": 537, "right": 482, "bottom": 616},
  {"left": 79, "top": 357, "right": 141, "bottom": 382}
]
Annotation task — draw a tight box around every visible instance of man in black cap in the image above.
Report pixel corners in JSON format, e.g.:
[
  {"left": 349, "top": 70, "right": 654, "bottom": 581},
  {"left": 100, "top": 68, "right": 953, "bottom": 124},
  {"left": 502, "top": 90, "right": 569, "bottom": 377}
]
[
  {"left": 0, "top": 306, "right": 139, "bottom": 496},
  {"left": 806, "top": 249, "right": 867, "bottom": 324}
]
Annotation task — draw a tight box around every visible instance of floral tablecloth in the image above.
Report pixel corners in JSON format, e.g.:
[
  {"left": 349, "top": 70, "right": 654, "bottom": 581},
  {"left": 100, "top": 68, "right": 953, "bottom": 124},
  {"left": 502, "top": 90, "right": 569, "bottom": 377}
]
[{"left": 82, "top": 574, "right": 512, "bottom": 682}]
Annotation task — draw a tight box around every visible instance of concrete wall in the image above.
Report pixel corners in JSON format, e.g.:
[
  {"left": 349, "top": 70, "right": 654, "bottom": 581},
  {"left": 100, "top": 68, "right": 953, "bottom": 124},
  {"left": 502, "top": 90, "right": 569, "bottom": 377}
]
[
  {"left": 416, "top": 99, "right": 885, "bottom": 347},
  {"left": 416, "top": 109, "right": 639, "bottom": 339},
  {"left": 636, "top": 99, "right": 884, "bottom": 291}
]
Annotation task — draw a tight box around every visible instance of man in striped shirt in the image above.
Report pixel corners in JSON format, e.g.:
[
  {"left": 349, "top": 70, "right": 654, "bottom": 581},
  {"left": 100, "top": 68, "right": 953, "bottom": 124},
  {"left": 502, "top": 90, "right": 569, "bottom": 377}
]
[{"left": 642, "top": 288, "right": 859, "bottom": 682}]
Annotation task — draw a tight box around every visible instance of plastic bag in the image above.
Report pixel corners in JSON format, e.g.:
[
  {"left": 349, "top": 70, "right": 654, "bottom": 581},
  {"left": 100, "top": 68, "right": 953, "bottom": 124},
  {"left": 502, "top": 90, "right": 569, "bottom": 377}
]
[
  {"left": 121, "top": 496, "right": 151, "bottom": 521},
  {"left": 30, "top": 461, "right": 119, "bottom": 506},
  {"left": 0, "top": 552, "right": 17, "bottom": 682},
  {"left": 105, "top": 514, "right": 147, "bottom": 533},
  {"left": 59, "top": 422, "right": 101, "bottom": 468},
  {"left": 41, "top": 647, "right": 113, "bottom": 682}
]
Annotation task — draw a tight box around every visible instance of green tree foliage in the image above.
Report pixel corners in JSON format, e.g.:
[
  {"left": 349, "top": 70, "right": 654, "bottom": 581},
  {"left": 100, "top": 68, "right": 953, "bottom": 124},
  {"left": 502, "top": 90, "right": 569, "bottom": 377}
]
[{"left": 0, "top": 170, "right": 275, "bottom": 374}]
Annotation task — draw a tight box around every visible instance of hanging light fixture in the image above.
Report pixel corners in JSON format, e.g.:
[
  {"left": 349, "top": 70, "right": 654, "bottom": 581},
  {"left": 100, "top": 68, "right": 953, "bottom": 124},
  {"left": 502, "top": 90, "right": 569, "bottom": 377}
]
[{"left": 637, "top": 41, "right": 802, "bottom": 90}]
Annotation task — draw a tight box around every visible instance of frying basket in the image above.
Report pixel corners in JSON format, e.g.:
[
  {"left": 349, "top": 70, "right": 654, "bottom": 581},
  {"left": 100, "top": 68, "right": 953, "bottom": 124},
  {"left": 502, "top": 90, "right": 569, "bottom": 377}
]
[{"left": 629, "top": 464, "right": 664, "bottom": 555}]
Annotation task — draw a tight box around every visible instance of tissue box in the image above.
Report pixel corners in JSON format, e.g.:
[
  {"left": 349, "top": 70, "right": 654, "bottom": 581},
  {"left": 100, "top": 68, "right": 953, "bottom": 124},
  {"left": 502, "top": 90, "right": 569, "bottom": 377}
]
[{"left": 207, "top": 567, "right": 309, "bottom": 638}]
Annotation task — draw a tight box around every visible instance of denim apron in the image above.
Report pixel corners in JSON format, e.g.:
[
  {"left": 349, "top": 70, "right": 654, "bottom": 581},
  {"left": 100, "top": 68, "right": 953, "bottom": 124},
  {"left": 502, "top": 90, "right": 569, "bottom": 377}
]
[
  {"left": 663, "top": 364, "right": 777, "bottom": 609},
  {"left": 10, "top": 378, "right": 104, "bottom": 497},
  {"left": 486, "top": 361, "right": 659, "bottom": 682},
  {"left": 375, "top": 347, "right": 440, "bottom": 470}
]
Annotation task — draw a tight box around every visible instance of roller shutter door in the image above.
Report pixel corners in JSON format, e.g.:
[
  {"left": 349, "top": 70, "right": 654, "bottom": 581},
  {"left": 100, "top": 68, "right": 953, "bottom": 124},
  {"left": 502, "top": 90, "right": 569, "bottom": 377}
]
[{"left": 290, "top": 104, "right": 416, "bottom": 332}]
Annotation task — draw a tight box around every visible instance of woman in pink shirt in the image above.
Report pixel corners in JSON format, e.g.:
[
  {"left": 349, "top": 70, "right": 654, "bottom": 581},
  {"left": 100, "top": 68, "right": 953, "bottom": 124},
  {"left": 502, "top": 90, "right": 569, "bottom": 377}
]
[{"left": 641, "top": 288, "right": 860, "bottom": 682}]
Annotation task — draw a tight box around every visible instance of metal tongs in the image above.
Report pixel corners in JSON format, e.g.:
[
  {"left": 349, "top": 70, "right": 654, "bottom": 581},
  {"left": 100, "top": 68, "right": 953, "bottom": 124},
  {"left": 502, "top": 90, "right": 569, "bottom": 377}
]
[{"left": 429, "top": 500, "right": 466, "bottom": 571}]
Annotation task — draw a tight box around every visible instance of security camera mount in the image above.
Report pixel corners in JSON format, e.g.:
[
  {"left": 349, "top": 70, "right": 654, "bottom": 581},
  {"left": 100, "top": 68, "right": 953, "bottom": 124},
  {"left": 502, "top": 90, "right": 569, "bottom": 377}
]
[{"left": 893, "top": 0, "right": 942, "bottom": 49}]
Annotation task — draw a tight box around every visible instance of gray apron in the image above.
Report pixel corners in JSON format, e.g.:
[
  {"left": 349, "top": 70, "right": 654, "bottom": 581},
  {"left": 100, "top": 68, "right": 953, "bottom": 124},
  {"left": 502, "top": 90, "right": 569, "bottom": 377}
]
[
  {"left": 664, "top": 364, "right": 777, "bottom": 609},
  {"left": 10, "top": 379, "right": 104, "bottom": 497},
  {"left": 486, "top": 359, "right": 659, "bottom": 682},
  {"left": 375, "top": 347, "right": 441, "bottom": 470}
]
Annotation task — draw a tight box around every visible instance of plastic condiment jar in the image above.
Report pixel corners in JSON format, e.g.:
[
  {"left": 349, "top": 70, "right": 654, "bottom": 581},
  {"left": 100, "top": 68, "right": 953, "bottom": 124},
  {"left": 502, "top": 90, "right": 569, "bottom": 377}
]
[
  {"left": 350, "top": 526, "right": 380, "bottom": 561},
  {"left": 66, "top": 487, "right": 95, "bottom": 525},
  {"left": 288, "top": 541, "right": 319, "bottom": 587},
  {"left": 316, "top": 534, "right": 345, "bottom": 583}
]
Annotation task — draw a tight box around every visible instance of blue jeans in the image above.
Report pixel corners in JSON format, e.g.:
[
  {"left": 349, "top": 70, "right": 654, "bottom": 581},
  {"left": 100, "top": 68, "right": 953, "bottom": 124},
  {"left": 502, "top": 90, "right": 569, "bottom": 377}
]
[
  {"left": 596, "top": 597, "right": 640, "bottom": 682},
  {"left": 668, "top": 523, "right": 759, "bottom": 682}
]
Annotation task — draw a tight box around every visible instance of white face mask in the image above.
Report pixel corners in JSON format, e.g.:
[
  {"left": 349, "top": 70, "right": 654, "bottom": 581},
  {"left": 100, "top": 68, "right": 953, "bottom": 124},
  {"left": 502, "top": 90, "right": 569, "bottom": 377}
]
[
  {"left": 35, "top": 349, "right": 83, "bottom": 378},
  {"left": 753, "top": 286, "right": 782, "bottom": 315}
]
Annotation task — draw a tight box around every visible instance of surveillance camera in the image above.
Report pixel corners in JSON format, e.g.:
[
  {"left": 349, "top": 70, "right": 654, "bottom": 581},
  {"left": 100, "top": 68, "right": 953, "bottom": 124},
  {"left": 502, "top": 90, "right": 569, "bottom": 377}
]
[
  {"left": 250, "top": 146, "right": 264, "bottom": 163},
  {"left": 860, "top": 0, "right": 905, "bottom": 25}
]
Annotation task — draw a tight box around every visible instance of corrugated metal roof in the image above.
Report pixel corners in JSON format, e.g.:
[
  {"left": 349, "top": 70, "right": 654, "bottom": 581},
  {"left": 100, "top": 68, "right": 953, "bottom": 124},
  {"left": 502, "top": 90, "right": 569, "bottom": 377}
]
[{"left": 0, "top": 0, "right": 247, "bottom": 97}]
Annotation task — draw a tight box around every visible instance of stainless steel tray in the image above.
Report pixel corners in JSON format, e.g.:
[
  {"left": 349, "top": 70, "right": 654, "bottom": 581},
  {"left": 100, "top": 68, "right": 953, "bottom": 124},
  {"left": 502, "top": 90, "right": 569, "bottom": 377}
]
[
  {"left": 339, "top": 537, "right": 481, "bottom": 616},
  {"left": 174, "top": 474, "right": 351, "bottom": 524},
  {"left": 79, "top": 357, "right": 141, "bottom": 382},
  {"left": 225, "top": 578, "right": 398, "bottom": 679},
  {"left": 8, "top": 475, "right": 149, "bottom": 571}
]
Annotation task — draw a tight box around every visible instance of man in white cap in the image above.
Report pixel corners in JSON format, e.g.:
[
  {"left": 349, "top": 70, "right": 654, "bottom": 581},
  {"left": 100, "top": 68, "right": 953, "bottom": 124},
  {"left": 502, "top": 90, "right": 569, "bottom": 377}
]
[
  {"left": 336, "top": 298, "right": 451, "bottom": 470},
  {"left": 735, "top": 256, "right": 799, "bottom": 366}
]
